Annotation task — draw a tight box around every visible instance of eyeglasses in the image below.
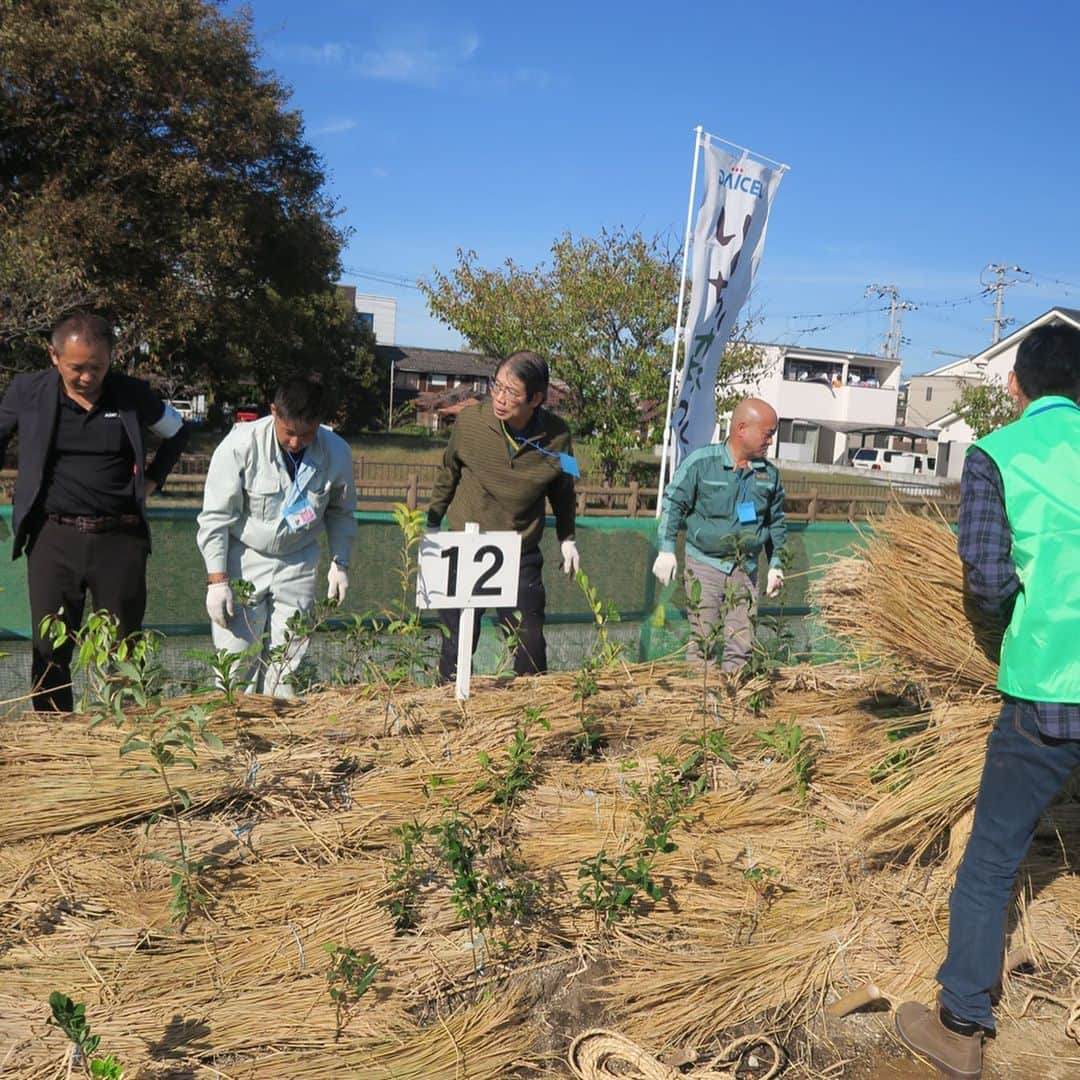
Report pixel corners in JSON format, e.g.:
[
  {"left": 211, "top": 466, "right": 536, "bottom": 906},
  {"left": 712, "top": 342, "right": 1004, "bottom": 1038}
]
[{"left": 489, "top": 379, "right": 526, "bottom": 404}]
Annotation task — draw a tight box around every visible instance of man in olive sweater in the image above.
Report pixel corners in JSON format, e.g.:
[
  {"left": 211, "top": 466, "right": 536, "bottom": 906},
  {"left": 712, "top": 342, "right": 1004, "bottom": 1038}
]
[{"left": 426, "top": 352, "right": 579, "bottom": 679}]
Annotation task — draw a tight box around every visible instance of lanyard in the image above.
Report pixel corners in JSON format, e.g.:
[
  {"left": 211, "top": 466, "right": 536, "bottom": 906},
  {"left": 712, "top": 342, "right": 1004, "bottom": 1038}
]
[
  {"left": 736, "top": 471, "right": 755, "bottom": 503},
  {"left": 286, "top": 449, "right": 305, "bottom": 502},
  {"left": 502, "top": 422, "right": 557, "bottom": 461}
]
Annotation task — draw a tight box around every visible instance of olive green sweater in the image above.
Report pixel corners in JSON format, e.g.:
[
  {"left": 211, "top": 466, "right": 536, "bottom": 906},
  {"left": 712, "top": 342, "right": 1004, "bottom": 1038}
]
[{"left": 426, "top": 400, "right": 576, "bottom": 552}]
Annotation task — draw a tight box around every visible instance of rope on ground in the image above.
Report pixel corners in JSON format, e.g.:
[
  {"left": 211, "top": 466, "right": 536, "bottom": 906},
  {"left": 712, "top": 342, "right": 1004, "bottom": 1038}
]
[
  {"left": 1019, "top": 986, "right": 1080, "bottom": 1044},
  {"left": 567, "top": 1028, "right": 782, "bottom": 1080}
]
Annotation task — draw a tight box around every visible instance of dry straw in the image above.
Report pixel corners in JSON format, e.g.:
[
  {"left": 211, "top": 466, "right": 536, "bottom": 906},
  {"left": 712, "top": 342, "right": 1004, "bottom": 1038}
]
[{"left": 3, "top": 514, "right": 1079, "bottom": 1078}]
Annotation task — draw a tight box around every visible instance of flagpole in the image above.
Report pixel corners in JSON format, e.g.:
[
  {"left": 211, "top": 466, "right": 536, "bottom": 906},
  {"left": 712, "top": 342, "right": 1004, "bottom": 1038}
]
[{"left": 656, "top": 125, "right": 704, "bottom": 517}]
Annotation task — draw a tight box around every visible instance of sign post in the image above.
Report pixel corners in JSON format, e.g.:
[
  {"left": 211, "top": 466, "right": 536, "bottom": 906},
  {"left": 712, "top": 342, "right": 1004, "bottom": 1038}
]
[{"left": 415, "top": 523, "right": 522, "bottom": 701}]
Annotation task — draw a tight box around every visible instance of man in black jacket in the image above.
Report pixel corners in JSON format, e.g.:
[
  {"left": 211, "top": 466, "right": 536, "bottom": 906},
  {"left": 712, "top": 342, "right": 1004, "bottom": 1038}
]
[{"left": 0, "top": 312, "right": 190, "bottom": 710}]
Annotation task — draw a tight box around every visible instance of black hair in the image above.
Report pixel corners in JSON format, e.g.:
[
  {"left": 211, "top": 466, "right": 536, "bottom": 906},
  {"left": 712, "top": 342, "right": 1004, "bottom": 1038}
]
[
  {"left": 495, "top": 351, "right": 549, "bottom": 402},
  {"left": 1014, "top": 323, "right": 1080, "bottom": 402},
  {"left": 50, "top": 311, "right": 114, "bottom": 353},
  {"left": 274, "top": 376, "right": 326, "bottom": 423}
]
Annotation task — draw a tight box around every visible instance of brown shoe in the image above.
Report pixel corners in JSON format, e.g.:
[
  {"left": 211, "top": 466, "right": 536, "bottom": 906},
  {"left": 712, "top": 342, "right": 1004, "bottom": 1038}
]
[{"left": 895, "top": 1002, "right": 982, "bottom": 1079}]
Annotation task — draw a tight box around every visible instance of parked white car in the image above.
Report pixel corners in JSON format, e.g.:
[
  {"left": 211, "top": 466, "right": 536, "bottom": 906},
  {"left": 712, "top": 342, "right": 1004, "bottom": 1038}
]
[
  {"left": 166, "top": 399, "right": 195, "bottom": 420},
  {"left": 850, "top": 448, "right": 927, "bottom": 475}
]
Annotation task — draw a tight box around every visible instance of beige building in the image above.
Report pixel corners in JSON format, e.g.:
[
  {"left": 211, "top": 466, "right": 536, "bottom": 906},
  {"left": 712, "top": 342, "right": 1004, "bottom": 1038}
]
[{"left": 903, "top": 369, "right": 983, "bottom": 428}]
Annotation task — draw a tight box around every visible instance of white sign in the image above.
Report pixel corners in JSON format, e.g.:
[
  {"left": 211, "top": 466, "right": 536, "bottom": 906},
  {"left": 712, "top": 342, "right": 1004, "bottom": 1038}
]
[
  {"left": 672, "top": 141, "right": 784, "bottom": 464},
  {"left": 416, "top": 530, "right": 522, "bottom": 610}
]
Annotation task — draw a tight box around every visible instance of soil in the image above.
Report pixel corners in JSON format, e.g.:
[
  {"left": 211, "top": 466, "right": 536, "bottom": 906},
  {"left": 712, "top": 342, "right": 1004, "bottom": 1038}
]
[{"left": 520, "top": 952, "right": 1080, "bottom": 1078}]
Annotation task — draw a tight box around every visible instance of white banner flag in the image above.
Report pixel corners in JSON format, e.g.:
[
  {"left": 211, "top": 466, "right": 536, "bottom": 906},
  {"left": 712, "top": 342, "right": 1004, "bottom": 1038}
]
[{"left": 671, "top": 142, "right": 783, "bottom": 463}]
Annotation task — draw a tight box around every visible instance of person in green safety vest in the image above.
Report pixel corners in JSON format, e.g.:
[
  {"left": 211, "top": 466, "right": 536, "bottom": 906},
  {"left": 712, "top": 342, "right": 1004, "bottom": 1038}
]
[{"left": 896, "top": 322, "right": 1080, "bottom": 1079}]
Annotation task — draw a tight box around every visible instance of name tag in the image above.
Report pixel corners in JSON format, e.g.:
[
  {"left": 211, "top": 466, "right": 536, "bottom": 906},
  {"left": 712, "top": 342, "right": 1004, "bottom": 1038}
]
[
  {"left": 558, "top": 452, "right": 581, "bottom": 477},
  {"left": 284, "top": 495, "right": 316, "bottom": 531},
  {"left": 736, "top": 500, "right": 757, "bottom": 524}
]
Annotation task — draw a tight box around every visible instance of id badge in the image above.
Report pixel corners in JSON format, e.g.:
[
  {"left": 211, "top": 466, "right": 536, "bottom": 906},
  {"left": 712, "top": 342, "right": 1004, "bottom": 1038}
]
[
  {"left": 284, "top": 495, "right": 316, "bottom": 531},
  {"left": 558, "top": 452, "right": 581, "bottom": 478},
  {"left": 736, "top": 500, "right": 757, "bottom": 524}
]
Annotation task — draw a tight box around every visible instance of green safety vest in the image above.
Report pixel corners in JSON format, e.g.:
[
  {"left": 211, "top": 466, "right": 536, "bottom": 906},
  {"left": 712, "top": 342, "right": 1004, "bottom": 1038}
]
[{"left": 973, "top": 396, "right": 1080, "bottom": 703}]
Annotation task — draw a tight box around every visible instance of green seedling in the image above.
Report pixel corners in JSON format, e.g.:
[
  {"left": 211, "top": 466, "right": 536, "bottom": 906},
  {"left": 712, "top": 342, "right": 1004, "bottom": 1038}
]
[
  {"left": 189, "top": 641, "right": 263, "bottom": 706},
  {"left": 431, "top": 811, "right": 534, "bottom": 968},
  {"left": 681, "top": 728, "right": 736, "bottom": 782},
  {"left": 570, "top": 570, "right": 621, "bottom": 759},
  {"left": 380, "top": 819, "right": 428, "bottom": 931},
  {"left": 323, "top": 944, "right": 378, "bottom": 1041},
  {"left": 578, "top": 754, "right": 705, "bottom": 930},
  {"left": 755, "top": 718, "right": 815, "bottom": 800},
  {"left": 120, "top": 702, "right": 223, "bottom": 926},
  {"left": 336, "top": 504, "right": 445, "bottom": 721},
  {"left": 869, "top": 719, "right": 926, "bottom": 791},
  {"left": 47, "top": 992, "right": 124, "bottom": 1078},
  {"left": 570, "top": 714, "right": 603, "bottom": 760},
  {"left": 473, "top": 706, "right": 550, "bottom": 809},
  {"left": 40, "top": 610, "right": 165, "bottom": 718}
]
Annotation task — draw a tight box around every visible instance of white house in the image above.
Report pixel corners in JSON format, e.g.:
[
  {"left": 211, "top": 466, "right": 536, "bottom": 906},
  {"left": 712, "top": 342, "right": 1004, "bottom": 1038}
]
[
  {"left": 927, "top": 306, "right": 1080, "bottom": 478},
  {"left": 354, "top": 292, "right": 398, "bottom": 344},
  {"left": 730, "top": 343, "right": 906, "bottom": 465}
]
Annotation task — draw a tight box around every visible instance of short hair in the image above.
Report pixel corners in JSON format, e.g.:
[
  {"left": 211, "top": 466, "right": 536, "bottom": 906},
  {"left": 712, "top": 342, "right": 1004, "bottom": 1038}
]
[
  {"left": 274, "top": 376, "right": 326, "bottom": 423},
  {"left": 496, "top": 351, "right": 549, "bottom": 401},
  {"left": 50, "top": 311, "right": 114, "bottom": 354},
  {"left": 1014, "top": 323, "right": 1080, "bottom": 401}
]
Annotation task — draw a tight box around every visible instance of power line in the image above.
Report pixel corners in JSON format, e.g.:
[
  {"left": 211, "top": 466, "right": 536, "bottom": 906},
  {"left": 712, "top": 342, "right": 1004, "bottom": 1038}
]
[
  {"left": 340, "top": 265, "right": 423, "bottom": 290},
  {"left": 1021, "top": 271, "right": 1080, "bottom": 297},
  {"left": 785, "top": 304, "right": 889, "bottom": 321}
]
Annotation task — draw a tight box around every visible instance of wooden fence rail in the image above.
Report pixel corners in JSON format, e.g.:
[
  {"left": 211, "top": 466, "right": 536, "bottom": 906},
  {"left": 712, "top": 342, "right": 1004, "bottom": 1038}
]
[{"left": 0, "top": 470, "right": 960, "bottom": 523}]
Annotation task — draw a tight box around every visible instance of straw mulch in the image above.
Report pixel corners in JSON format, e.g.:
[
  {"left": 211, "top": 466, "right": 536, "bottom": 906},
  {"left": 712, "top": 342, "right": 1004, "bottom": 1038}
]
[{"left": 2, "top": 513, "right": 1079, "bottom": 1078}]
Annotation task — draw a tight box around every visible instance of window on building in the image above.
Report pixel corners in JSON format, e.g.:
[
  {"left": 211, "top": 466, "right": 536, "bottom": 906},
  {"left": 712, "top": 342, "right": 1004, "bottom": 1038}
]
[
  {"left": 429, "top": 373, "right": 448, "bottom": 388},
  {"left": 925, "top": 387, "right": 933, "bottom": 401},
  {"left": 356, "top": 312, "right": 374, "bottom": 332}
]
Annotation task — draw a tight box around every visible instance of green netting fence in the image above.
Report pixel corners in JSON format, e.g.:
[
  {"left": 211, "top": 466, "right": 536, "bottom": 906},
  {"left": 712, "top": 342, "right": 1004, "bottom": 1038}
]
[{"left": 0, "top": 508, "right": 867, "bottom": 698}]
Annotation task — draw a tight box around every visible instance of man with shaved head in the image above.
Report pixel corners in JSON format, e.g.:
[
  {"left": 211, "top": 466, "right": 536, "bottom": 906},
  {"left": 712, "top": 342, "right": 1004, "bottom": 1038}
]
[{"left": 654, "top": 397, "right": 787, "bottom": 671}]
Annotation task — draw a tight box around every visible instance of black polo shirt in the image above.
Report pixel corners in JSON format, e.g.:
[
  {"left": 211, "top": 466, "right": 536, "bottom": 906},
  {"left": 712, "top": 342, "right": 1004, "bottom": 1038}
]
[{"left": 42, "top": 383, "right": 139, "bottom": 516}]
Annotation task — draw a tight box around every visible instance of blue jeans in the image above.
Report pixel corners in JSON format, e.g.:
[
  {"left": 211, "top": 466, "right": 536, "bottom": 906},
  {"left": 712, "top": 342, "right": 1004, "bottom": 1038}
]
[{"left": 938, "top": 700, "right": 1080, "bottom": 1028}]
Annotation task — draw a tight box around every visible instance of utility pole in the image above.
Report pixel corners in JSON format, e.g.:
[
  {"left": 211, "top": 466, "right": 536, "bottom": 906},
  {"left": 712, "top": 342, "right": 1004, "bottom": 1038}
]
[
  {"left": 865, "top": 284, "right": 917, "bottom": 358},
  {"left": 980, "top": 263, "right": 1028, "bottom": 344}
]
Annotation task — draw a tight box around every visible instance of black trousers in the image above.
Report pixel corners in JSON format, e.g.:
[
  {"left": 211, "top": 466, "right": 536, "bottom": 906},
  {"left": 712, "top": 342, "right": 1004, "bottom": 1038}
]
[
  {"left": 438, "top": 548, "right": 547, "bottom": 681},
  {"left": 27, "top": 518, "right": 150, "bottom": 711}
]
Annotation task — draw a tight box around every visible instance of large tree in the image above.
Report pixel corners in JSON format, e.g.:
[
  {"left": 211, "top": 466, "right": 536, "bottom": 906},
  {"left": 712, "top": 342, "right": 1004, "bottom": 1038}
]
[
  {"left": 0, "top": 0, "right": 355, "bottom": 396},
  {"left": 420, "top": 228, "right": 763, "bottom": 482}
]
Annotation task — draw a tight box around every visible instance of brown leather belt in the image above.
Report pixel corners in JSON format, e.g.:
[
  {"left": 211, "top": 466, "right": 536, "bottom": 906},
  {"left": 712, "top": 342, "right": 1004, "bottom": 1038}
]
[{"left": 46, "top": 512, "right": 143, "bottom": 533}]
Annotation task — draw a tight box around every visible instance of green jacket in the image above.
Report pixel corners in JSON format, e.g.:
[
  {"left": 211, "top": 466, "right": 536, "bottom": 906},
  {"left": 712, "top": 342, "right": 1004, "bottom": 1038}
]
[
  {"left": 427, "top": 399, "right": 577, "bottom": 552},
  {"left": 974, "top": 396, "right": 1080, "bottom": 703},
  {"left": 658, "top": 441, "right": 787, "bottom": 575}
]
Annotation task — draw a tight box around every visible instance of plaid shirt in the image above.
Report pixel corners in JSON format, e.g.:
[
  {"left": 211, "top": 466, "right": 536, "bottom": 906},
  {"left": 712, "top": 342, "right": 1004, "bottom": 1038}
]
[{"left": 959, "top": 447, "right": 1080, "bottom": 739}]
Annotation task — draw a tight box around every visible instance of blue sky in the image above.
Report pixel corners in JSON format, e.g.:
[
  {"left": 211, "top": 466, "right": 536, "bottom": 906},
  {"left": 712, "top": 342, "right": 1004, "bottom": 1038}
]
[{"left": 236, "top": 0, "right": 1080, "bottom": 375}]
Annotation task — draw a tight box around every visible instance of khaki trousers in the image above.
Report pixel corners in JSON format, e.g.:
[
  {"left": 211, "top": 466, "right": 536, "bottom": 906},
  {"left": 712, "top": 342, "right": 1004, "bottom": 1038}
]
[{"left": 684, "top": 555, "right": 757, "bottom": 671}]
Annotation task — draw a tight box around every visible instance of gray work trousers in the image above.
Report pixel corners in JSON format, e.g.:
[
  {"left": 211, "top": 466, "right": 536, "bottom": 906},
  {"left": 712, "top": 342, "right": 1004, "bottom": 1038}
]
[
  {"left": 684, "top": 555, "right": 757, "bottom": 671},
  {"left": 211, "top": 539, "right": 319, "bottom": 698}
]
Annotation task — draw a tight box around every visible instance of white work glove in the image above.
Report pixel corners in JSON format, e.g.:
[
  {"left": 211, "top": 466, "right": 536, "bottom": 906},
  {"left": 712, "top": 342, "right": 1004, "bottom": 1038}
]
[
  {"left": 766, "top": 568, "right": 784, "bottom": 598},
  {"left": 561, "top": 539, "right": 580, "bottom": 576},
  {"left": 206, "top": 581, "right": 235, "bottom": 628},
  {"left": 327, "top": 562, "right": 349, "bottom": 603},
  {"left": 652, "top": 551, "right": 678, "bottom": 586}
]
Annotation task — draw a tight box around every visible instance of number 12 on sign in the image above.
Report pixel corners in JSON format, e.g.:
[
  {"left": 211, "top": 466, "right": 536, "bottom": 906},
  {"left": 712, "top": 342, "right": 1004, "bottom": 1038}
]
[
  {"left": 415, "top": 528, "right": 522, "bottom": 611},
  {"left": 416, "top": 525, "right": 522, "bottom": 703}
]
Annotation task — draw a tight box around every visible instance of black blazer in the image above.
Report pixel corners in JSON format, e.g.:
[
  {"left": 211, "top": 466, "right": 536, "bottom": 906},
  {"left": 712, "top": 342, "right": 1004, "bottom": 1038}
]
[{"left": 0, "top": 368, "right": 190, "bottom": 558}]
